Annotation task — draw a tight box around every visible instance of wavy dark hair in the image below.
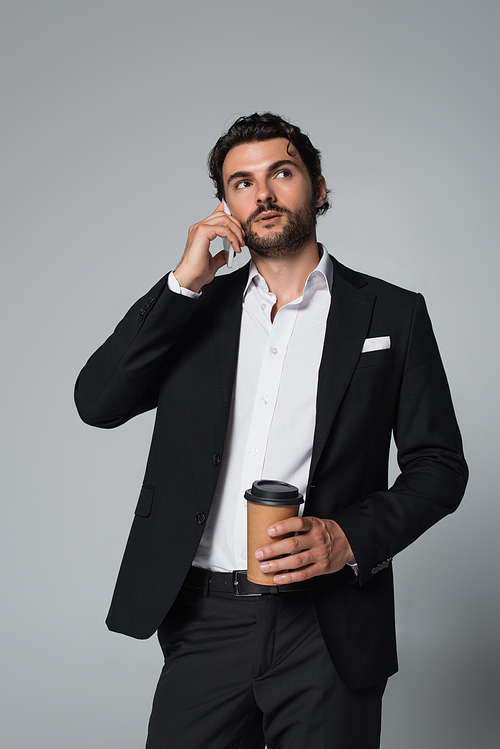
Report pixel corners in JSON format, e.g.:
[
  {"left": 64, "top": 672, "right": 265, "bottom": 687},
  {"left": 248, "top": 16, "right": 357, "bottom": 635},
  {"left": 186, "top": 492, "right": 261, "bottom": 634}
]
[{"left": 207, "top": 112, "right": 331, "bottom": 216}]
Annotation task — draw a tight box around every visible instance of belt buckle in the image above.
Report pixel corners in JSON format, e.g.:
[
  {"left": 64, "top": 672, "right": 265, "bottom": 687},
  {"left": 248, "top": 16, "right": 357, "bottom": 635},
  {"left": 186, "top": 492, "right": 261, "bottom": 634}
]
[{"left": 233, "top": 570, "right": 262, "bottom": 597}]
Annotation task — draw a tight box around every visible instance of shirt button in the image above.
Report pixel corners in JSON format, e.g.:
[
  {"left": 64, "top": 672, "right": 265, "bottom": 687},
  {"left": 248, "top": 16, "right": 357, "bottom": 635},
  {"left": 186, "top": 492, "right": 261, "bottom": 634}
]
[
  {"left": 262, "top": 397, "right": 269, "bottom": 405},
  {"left": 251, "top": 447, "right": 258, "bottom": 455},
  {"left": 271, "top": 347, "right": 278, "bottom": 355},
  {"left": 211, "top": 453, "right": 221, "bottom": 466},
  {"left": 240, "top": 552, "right": 247, "bottom": 561},
  {"left": 195, "top": 512, "right": 206, "bottom": 525}
]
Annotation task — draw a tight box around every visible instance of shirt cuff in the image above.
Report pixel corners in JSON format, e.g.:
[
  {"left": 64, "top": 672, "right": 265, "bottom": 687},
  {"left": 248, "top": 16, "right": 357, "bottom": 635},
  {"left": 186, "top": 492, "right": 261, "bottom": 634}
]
[{"left": 168, "top": 271, "right": 202, "bottom": 299}]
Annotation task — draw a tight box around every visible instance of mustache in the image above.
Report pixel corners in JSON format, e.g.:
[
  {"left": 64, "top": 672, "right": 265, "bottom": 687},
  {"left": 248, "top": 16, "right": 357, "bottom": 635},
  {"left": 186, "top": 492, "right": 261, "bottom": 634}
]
[{"left": 247, "top": 203, "right": 289, "bottom": 224}]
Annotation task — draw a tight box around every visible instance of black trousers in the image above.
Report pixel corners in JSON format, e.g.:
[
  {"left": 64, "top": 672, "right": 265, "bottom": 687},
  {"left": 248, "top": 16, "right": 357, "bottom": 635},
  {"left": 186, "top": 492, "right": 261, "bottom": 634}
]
[{"left": 145, "top": 586, "right": 386, "bottom": 749}]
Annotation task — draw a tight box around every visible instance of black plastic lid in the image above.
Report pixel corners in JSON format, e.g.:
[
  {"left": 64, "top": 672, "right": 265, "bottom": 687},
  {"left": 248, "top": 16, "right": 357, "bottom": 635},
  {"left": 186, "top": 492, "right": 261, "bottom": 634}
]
[{"left": 244, "top": 480, "right": 304, "bottom": 506}]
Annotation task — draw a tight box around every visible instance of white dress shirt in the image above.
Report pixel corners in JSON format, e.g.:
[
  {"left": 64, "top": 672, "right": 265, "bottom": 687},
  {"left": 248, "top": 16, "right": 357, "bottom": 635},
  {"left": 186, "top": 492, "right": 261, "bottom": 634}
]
[{"left": 170, "top": 246, "right": 334, "bottom": 572}]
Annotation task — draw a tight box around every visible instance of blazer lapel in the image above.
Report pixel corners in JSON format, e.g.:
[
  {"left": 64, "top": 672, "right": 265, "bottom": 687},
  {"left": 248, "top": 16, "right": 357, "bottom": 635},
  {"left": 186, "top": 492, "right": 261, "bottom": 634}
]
[
  {"left": 308, "top": 259, "right": 376, "bottom": 483},
  {"left": 210, "top": 265, "right": 249, "bottom": 420}
]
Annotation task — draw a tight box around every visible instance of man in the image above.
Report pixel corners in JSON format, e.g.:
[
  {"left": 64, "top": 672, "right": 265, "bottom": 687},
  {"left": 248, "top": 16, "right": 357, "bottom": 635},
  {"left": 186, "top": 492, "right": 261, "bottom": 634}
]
[{"left": 75, "top": 113, "right": 468, "bottom": 749}]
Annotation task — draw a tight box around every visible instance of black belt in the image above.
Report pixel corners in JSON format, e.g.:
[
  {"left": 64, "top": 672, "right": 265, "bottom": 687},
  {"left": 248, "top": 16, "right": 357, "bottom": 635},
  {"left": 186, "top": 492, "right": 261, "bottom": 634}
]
[{"left": 184, "top": 567, "right": 308, "bottom": 597}]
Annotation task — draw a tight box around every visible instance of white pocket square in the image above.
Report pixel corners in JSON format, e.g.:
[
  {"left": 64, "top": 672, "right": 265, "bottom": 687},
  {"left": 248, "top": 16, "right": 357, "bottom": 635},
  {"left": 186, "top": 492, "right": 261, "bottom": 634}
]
[{"left": 361, "top": 336, "right": 391, "bottom": 353}]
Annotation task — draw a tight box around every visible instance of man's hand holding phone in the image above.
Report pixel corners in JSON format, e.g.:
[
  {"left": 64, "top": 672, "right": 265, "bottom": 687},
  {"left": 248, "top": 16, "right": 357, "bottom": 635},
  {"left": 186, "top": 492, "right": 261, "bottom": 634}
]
[{"left": 173, "top": 203, "right": 245, "bottom": 293}]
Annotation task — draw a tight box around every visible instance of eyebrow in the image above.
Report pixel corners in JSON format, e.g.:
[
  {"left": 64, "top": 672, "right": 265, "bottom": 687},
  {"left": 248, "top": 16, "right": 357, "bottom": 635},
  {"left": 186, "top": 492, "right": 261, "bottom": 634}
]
[{"left": 226, "top": 159, "right": 299, "bottom": 186}]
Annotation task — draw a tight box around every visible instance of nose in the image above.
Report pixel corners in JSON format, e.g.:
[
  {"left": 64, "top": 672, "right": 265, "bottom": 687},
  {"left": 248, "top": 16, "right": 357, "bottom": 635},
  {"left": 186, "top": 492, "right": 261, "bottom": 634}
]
[{"left": 255, "top": 178, "right": 276, "bottom": 205}]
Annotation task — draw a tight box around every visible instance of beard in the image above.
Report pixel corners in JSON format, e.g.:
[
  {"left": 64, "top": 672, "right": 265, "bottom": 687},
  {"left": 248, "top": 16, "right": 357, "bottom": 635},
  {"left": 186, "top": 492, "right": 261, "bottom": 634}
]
[{"left": 242, "top": 197, "right": 317, "bottom": 259}]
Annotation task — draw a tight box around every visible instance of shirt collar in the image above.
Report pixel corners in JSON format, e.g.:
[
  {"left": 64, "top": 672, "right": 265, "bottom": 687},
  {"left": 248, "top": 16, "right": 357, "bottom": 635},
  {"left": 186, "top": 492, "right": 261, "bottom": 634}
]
[{"left": 244, "top": 244, "right": 333, "bottom": 299}]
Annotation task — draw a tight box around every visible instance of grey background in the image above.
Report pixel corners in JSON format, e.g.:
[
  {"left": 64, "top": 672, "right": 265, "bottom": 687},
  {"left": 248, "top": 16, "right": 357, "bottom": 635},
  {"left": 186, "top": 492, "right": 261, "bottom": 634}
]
[{"left": 1, "top": 1, "right": 499, "bottom": 747}]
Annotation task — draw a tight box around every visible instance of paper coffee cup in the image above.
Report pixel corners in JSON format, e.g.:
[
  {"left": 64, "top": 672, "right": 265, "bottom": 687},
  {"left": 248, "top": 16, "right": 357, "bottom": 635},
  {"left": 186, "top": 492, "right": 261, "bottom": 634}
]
[{"left": 245, "top": 480, "right": 304, "bottom": 585}]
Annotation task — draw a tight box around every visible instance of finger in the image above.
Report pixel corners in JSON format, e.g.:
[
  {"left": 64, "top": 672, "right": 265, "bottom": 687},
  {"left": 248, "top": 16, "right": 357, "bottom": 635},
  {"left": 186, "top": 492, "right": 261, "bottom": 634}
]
[
  {"left": 201, "top": 216, "right": 245, "bottom": 247},
  {"left": 219, "top": 216, "right": 246, "bottom": 245},
  {"left": 259, "top": 549, "right": 317, "bottom": 576},
  {"left": 216, "top": 225, "right": 244, "bottom": 256},
  {"left": 271, "top": 564, "right": 322, "bottom": 585},
  {"left": 256, "top": 533, "right": 305, "bottom": 562},
  {"left": 267, "top": 515, "right": 311, "bottom": 538},
  {"left": 271, "top": 549, "right": 339, "bottom": 583},
  {"left": 228, "top": 214, "right": 246, "bottom": 240},
  {"left": 203, "top": 207, "right": 246, "bottom": 236},
  {"left": 196, "top": 223, "right": 244, "bottom": 253},
  {"left": 211, "top": 249, "right": 230, "bottom": 272}
]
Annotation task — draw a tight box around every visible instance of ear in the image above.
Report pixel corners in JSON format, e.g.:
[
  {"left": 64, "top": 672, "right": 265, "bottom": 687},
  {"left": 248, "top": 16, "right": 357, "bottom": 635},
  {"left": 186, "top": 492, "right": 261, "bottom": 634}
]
[{"left": 315, "top": 176, "right": 328, "bottom": 208}]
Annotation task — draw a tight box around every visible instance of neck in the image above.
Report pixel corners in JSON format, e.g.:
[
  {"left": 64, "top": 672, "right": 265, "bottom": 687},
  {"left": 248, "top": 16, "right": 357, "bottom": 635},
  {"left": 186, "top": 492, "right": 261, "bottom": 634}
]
[{"left": 250, "top": 235, "right": 320, "bottom": 321}]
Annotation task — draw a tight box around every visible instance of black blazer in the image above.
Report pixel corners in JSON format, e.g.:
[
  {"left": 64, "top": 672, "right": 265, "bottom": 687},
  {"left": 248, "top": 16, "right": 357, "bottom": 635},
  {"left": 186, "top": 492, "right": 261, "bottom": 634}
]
[{"left": 75, "top": 256, "right": 467, "bottom": 688}]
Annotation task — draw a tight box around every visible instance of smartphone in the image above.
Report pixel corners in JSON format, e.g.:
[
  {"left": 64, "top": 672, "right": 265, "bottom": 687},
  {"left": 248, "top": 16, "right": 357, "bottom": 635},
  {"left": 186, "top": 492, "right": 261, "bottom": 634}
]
[{"left": 222, "top": 200, "right": 234, "bottom": 268}]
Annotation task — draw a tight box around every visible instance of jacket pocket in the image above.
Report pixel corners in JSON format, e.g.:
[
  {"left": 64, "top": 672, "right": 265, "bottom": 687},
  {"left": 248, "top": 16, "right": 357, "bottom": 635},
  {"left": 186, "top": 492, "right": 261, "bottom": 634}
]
[
  {"left": 356, "top": 348, "right": 394, "bottom": 369},
  {"left": 134, "top": 484, "right": 155, "bottom": 518}
]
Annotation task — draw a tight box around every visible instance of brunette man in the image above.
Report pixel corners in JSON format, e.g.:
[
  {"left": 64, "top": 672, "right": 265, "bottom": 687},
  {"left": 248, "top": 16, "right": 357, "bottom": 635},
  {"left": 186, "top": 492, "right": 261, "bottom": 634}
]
[{"left": 75, "top": 113, "right": 467, "bottom": 749}]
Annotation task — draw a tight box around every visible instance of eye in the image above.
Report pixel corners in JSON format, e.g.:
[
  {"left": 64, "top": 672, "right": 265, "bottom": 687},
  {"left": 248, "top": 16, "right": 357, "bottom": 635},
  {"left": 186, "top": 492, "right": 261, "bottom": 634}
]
[
  {"left": 235, "top": 180, "right": 251, "bottom": 190},
  {"left": 275, "top": 169, "right": 292, "bottom": 179}
]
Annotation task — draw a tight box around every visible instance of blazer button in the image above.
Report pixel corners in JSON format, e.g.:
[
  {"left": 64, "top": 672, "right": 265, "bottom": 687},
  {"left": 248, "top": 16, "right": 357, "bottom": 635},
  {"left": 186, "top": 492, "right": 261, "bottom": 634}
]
[
  {"left": 211, "top": 453, "right": 221, "bottom": 466},
  {"left": 195, "top": 512, "right": 206, "bottom": 525}
]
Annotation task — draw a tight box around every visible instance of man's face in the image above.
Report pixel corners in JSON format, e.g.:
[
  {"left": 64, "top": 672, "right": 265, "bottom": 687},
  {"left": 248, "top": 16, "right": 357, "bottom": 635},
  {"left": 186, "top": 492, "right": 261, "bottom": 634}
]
[{"left": 222, "top": 138, "right": 326, "bottom": 258}]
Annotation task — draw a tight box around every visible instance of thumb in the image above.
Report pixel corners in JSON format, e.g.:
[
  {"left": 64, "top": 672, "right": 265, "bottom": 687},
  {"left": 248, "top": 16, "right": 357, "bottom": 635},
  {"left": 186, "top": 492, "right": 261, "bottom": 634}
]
[{"left": 212, "top": 249, "right": 229, "bottom": 270}]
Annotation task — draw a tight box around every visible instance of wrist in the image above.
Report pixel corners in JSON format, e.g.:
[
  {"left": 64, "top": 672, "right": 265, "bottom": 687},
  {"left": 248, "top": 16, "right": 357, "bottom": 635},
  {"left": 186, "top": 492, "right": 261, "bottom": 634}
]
[
  {"left": 173, "top": 268, "right": 204, "bottom": 294},
  {"left": 327, "top": 518, "right": 355, "bottom": 566}
]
